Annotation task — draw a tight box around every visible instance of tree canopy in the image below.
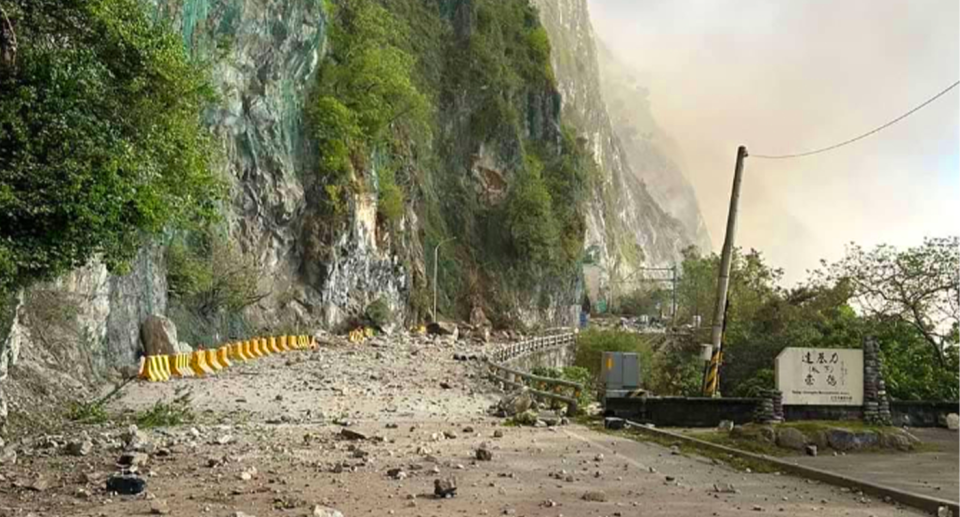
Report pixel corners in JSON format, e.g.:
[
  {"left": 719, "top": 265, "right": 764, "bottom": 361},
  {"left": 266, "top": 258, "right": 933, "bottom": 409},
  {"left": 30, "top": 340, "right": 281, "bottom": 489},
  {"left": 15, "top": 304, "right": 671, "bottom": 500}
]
[
  {"left": 0, "top": 0, "right": 221, "bottom": 292},
  {"left": 818, "top": 237, "right": 959, "bottom": 366},
  {"left": 643, "top": 239, "right": 959, "bottom": 401}
]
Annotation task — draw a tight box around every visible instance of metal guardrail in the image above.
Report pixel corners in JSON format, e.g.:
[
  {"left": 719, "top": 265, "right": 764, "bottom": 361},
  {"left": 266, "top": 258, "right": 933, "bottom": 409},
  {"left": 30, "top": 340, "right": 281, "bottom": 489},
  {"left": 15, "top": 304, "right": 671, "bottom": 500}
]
[{"left": 486, "top": 330, "right": 582, "bottom": 414}]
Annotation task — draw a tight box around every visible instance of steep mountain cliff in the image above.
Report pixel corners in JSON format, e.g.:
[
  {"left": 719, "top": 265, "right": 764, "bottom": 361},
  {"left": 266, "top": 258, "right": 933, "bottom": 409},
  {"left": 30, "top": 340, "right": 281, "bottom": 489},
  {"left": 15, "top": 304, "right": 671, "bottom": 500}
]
[
  {"left": 531, "top": 0, "right": 709, "bottom": 281},
  {"left": 597, "top": 44, "right": 712, "bottom": 252},
  {"left": 1, "top": 0, "right": 709, "bottom": 429}
]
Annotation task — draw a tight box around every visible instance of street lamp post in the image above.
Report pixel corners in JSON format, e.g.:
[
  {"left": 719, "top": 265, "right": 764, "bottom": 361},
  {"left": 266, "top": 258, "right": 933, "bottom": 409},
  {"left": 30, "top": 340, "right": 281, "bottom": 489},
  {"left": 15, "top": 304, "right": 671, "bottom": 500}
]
[{"left": 433, "top": 237, "right": 456, "bottom": 321}]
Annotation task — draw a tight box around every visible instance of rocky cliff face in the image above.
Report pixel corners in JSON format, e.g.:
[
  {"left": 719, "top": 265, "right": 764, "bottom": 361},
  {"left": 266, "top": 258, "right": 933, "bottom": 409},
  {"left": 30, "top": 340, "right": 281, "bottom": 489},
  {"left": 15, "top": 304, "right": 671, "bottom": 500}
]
[
  {"left": 532, "top": 0, "right": 709, "bottom": 282},
  {"left": 597, "top": 45, "right": 712, "bottom": 252},
  {"left": 1, "top": 0, "right": 710, "bottom": 430}
]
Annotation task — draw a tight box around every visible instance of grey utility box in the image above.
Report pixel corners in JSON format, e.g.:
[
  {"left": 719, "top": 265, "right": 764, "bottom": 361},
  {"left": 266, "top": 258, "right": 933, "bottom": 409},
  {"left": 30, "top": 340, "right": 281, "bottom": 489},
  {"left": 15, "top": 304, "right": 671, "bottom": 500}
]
[{"left": 602, "top": 352, "right": 640, "bottom": 390}]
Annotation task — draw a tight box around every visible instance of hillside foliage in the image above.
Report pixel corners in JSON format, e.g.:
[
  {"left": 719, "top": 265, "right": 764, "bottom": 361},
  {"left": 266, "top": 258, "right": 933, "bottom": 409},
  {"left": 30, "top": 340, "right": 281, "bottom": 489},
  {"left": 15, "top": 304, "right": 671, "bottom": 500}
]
[
  {"left": 0, "top": 0, "right": 220, "bottom": 293},
  {"left": 309, "top": 0, "right": 592, "bottom": 322}
]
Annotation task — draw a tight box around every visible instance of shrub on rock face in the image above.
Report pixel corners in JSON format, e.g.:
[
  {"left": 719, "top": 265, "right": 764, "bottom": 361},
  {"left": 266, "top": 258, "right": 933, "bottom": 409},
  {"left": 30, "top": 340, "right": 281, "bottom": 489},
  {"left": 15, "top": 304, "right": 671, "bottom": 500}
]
[{"left": 364, "top": 298, "right": 394, "bottom": 332}]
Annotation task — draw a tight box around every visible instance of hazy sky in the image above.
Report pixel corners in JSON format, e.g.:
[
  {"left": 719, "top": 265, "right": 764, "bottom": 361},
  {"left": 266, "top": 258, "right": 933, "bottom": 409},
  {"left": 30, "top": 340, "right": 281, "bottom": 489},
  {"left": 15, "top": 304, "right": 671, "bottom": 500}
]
[{"left": 590, "top": 0, "right": 960, "bottom": 283}]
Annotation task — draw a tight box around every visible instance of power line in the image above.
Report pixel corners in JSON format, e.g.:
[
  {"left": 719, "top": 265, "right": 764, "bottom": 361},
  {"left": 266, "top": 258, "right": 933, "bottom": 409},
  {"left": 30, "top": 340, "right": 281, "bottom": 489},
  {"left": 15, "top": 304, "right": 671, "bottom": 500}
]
[{"left": 752, "top": 80, "right": 960, "bottom": 160}]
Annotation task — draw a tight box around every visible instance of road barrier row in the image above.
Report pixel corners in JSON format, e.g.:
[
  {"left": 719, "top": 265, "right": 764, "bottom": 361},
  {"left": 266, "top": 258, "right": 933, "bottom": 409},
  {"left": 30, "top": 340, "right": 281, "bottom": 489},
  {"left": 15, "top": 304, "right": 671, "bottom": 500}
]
[
  {"left": 485, "top": 329, "right": 582, "bottom": 414},
  {"left": 138, "top": 335, "right": 317, "bottom": 382}
]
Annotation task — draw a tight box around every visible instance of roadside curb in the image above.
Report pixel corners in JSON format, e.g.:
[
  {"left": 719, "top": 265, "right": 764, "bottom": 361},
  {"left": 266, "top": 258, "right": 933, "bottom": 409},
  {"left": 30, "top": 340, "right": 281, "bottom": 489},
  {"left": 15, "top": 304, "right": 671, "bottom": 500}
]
[{"left": 620, "top": 419, "right": 959, "bottom": 516}]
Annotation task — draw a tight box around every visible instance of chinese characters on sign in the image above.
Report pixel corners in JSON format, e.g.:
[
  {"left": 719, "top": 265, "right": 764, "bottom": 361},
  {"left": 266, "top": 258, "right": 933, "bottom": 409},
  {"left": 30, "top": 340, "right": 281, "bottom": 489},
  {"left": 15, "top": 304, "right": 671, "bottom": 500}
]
[{"left": 775, "top": 348, "right": 863, "bottom": 406}]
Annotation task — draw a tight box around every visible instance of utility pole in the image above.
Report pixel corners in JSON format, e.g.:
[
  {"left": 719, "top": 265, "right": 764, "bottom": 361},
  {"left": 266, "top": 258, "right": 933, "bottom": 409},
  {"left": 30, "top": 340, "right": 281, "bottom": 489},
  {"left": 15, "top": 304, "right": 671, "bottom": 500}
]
[
  {"left": 704, "top": 145, "right": 748, "bottom": 397},
  {"left": 432, "top": 237, "right": 456, "bottom": 321},
  {"left": 671, "top": 264, "right": 678, "bottom": 323}
]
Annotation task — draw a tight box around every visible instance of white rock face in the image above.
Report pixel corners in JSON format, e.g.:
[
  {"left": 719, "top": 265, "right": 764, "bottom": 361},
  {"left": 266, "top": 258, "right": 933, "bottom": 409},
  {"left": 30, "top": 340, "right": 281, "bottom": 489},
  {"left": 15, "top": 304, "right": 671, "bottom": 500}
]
[{"left": 532, "top": 0, "right": 709, "bottom": 292}]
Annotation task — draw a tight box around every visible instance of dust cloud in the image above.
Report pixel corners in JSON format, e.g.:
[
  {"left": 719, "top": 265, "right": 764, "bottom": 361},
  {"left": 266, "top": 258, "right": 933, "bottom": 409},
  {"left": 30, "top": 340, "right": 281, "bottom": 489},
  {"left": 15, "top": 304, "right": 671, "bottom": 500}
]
[{"left": 590, "top": 0, "right": 960, "bottom": 283}]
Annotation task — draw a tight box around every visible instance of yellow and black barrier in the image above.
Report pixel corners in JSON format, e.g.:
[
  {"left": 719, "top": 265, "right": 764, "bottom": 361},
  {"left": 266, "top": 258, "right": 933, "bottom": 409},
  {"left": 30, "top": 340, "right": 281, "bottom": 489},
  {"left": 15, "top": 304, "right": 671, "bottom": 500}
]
[
  {"left": 348, "top": 327, "right": 376, "bottom": 344},
  {"left": 137, "top": 335, "right": 317, "bottom": 383}
]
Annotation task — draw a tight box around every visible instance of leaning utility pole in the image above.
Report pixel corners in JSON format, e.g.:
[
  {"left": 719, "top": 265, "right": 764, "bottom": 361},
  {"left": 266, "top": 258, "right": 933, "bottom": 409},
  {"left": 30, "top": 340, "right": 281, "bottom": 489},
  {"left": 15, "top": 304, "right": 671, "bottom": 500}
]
[
  {"left": 703, "top": 145, "right": 748, "bottom": 397},
  {"left": 671, "top": 264, "right": 678, "bottom": 323}
]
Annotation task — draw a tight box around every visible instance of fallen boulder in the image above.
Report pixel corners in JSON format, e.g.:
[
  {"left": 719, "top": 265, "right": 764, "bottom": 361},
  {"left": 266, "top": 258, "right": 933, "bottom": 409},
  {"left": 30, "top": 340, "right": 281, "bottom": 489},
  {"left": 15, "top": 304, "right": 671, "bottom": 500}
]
[
  {"left": 497, "top": 389, "right": 533, "bottom": 417},
  {"left": 434, "top": 477, "right": 457, "bottom": 498},
  {"left": 140, "top": 315, "right": 183, "bottom": 356},
  {"left": 106, "top": 474, "right": 146, "bottom": 495},
  {"left": 427, "top": 321, "right": 459, "bottom": 338},
  {"left": 775, "top": 428, "right": 807, "bottom": 450}
]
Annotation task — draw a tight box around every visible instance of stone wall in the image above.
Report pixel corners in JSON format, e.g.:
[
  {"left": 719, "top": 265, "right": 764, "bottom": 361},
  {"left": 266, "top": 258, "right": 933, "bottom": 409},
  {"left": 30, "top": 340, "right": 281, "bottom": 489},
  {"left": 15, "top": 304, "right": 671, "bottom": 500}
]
[
  {"left": 604, "top": 396, "right": 761, "bottom": 427},
  {"left": 862, "top": 337, "right": 892, "bottom": 424}
]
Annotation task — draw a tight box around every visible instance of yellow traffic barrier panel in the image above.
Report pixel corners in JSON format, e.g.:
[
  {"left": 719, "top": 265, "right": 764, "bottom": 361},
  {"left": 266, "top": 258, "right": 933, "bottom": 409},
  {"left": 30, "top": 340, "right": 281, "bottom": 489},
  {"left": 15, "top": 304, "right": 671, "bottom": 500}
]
[
  {"left": 146, "top": 355, "right": 168, "bottom": 382},
  {"left": 290, "top": 334, "right": 302, "bottom": 349},
  {"left": 233, "top": 342, "right": 249, "bottom": 361},
  {"left": 242, "top": 340, "right": 254, "bottom": 359},
  {"left": 252, "top": 338, "right": 265, "bottom": 357},
  {"left": 206, "top": 349, "right": 223, "bottom": 371},
  {"left": 268, "top": 336, "right": 281, "bottom": 354},
  {"left": 364, "top": 327, "right": 374, "bottom": 338},
  {"left": 217, "top": 346, "right": 232, "bottom": 368},
  {"left": 141, "top": 356, "right": 158, "bottom": 382},
  {"left": 260, "top": 338, "right": 272, "bottom": 356},
  {"left": 137, "top": 356, "right": 148, "bottom": 380},
  {"left": 169, "top": 354, "right": 186, "bottom": 377},
  {"left": 277, "top": 335, "right": 290, "bottom": 352},
  {"left": 180, "top": 354, "right": 191, "bottom": 377},
  {"left": 144, "top": 356, "right": 158, "bottom": 382},
  {"left": 190, "top": 350, "right": 212, "bottom": 377},
  {"left": 158, "top": 355, "right": 172, "bottom": 381}
]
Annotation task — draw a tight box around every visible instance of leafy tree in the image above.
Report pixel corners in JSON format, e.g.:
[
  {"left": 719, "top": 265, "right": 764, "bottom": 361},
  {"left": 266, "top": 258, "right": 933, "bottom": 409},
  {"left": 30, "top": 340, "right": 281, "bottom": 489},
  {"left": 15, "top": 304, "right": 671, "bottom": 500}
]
[
  {"left": 721, "top": 281, "right": 860, "bottom": 395},
  {"left": 0, "top": 0, "right": 220, "bottom": 292},
  {"left": 820, "top": 237, "right": 959, "bottom": 366},
  {"left": 668, "top": 238, "right": 958, "bottom": 400},
  {"left": 506, "top": 155, "right": 558, "bottom": 264},
  {"left": 873, "top": 318, "right": 959, "bottom": 401},
  {"left": 675, "top": 246, "right": 782, "bottom": 328},
  {"left": 165, "top": 230, "right": 266, "bottom": 321},
  {"left": 308, "top": 0, "right": 428, "bottom": 214}
]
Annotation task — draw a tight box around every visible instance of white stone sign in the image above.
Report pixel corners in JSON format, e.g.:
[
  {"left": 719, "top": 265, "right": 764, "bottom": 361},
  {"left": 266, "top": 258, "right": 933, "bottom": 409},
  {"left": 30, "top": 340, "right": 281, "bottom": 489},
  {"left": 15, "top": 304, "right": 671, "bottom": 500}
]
[{"left": 775, "top": 348, "right": 863, "bottom": 406}]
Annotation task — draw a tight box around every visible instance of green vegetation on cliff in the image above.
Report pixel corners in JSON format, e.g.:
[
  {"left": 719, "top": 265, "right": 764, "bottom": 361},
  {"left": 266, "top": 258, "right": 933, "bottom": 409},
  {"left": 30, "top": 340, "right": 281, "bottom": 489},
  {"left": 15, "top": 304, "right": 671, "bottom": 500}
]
[
  {"left": 307, "top": 0, "right": 429, "bottom": 222},
  {"left": 308, "top": 0, "right": 592, "bottom": 323},
  {"left": 0, "top": 0, "right": 221, "bottom": 293}
]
